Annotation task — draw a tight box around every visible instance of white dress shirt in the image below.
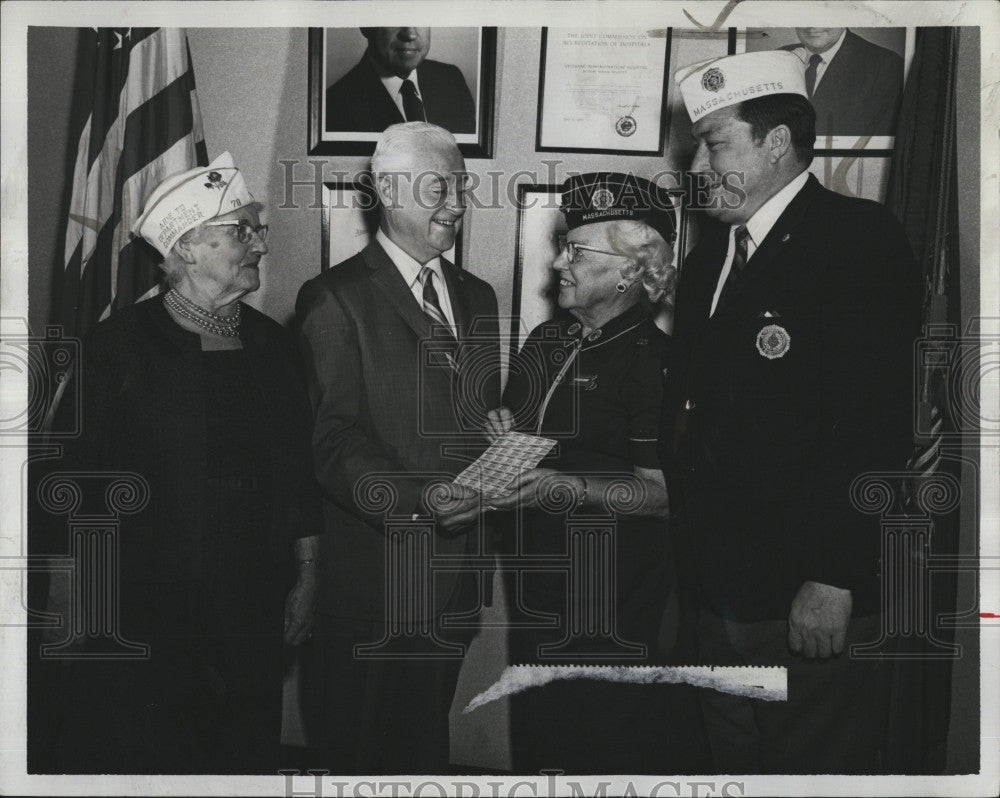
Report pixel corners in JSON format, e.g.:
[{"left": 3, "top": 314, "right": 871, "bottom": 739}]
[
  {"left": 378, "top": 70, "right": 423, "bottom": 121},
  {"left": 376, "top": 228, "right": 457, "bottom": 334},
  {"left": 788, "top": 29, "right": 847, "bottom": 93},
  {"left": 709, "top": 170, "right": 810, "bottom": 317}
]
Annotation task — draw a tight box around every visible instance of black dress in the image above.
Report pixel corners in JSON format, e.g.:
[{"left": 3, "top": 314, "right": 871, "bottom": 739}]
[
  {"left": 30, "top": 296, "right": 319, "bottom": 774},
  {"left": 500, "top": 304, "right": 689, "bottom": 773}
]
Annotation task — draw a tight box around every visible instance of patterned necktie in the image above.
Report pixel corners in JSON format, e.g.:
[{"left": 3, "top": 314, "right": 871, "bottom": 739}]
[
  {"left": 420, "top": 266, "right": 455, "bottom": 339},
  {"left": 805, "top": 53, "right": 823, "bottom": 98},
  {"left": 717, "top": 224, "right": 751, "bottom": 312},
  {"left": 401, "top": 79, "right": 426, "bottom": 122}
]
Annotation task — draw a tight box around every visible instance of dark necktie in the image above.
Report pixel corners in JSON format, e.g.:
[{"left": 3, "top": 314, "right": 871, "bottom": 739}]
[
  {"left": 716, "top": 224, "right": 751, "bottom": 312},
  {"left": 420, "top": 266, "right": 455, "bottom": 339},
  {"left": 401, "top": 79, "right": 426, "bottom": 122},
  {"left": 420, "top": 266, "right": 458, "bottom": 377},
  {"left": 805, "top": 53, "right": 823, "bottom": 98}
]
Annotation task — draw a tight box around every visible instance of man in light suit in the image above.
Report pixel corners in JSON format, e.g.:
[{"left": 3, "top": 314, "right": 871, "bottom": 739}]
[
  {"left": 296, "top": 122, "right": 500, "bottom": 773},
  {"left": 781, "top": 27, "right": 904, "bottom": 135},
  {"left": 661, "top": 51, "right": 920, "bottom": 773},
  {"left": 326, "top": 27, "right": 477, "bottom": 134}
]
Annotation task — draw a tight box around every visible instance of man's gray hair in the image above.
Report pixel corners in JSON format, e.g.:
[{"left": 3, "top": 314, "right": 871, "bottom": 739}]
[{"left": 370, "top": 122, "right": 461, "bottom": 178}]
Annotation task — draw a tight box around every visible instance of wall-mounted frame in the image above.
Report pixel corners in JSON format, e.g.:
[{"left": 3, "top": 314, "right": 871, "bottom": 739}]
[
  {"left": 808, "top": 154, "right": 892, "bottom": 203},
  {"left": 510, "top": 184, "right": 687, "bottom": 354},
  {"left": 309, "top": 27, "right": 496, "bottom": 158},
  {"left": 535, "top": 28, "right": 672, "bottom": 155},
  {"left": 321, "top": 181, "right": 460, "bottom": 272},
  {"left": 733, "top": 27, "right": 915, "bottom": 155}
]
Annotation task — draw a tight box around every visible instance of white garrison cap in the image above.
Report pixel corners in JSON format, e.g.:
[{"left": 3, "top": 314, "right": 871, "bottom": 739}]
[
  {"left": 676, "top": 51, "right": 808, "bottom": 123},
  {"left": 132, "top": 151, "right": 257, "bottom": 257}
]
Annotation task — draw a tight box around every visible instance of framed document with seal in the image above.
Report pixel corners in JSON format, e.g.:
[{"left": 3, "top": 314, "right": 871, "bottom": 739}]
[{"left": 535, "top": 28, "right": 672, "bottom": 155}]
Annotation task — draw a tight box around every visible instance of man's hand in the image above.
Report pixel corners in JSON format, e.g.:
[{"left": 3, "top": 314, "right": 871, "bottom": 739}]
[
  {"left": 788, "top": 580, "right": 853, "bottom": 659},
  {"left": 430, "top": 483, "right": 483, "bottom": 531},
  {"left": 284, "top": 567, "right": 318, "bottom": 646},
  {"left": 484, "top": 407, "right": 514, "bottom": 443}
]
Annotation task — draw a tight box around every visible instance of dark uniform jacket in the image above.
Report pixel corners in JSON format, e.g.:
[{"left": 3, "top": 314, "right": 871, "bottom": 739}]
[
  {"left": 659, "top": 174, "right": 921, "bottom": 622},
  {"left": 296, "top": 240, "right": 500, "bottom": 623},
  {"left": 503, "top": 305, "right": 672, "bottom": 661},
  {"left": 325, "top": 55, "right": 476, "bottom": 133},
  {"left": 783, "top": 30, "right": 904, "bottom": 135}
]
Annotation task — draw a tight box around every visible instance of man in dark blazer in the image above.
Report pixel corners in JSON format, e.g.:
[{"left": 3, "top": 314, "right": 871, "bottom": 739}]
[
  {"left": 781, "top": 27, "right": 904, "bottom": 135},
  {"left": 663, "top": 52, "right": 921, "bottom": 773},
  {"left": 296, "top": 122, "right": 500, "bottom": 773},
  {"left": 326, "top": 27, "right": 477, "bottom": 134}
]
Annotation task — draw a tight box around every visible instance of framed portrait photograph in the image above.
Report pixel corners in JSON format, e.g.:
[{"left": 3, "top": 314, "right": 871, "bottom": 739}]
[
  {"left": 808, "top": 154, "right": 892, "bottom": 204},
  {"left": 309, "top": 27, "right": 496, "bottom": 158},
  {"left": 321, "top": 181, "right": 460, "bottom": 272},
  {"left": 736, "top": 27, "right": 915, "bottom": 153},
  {"left": 536, "top": 28, "right": 672, "bottom": 155},
  {"left": 510, "top": 184, "right": 686, "bottom": 353}
]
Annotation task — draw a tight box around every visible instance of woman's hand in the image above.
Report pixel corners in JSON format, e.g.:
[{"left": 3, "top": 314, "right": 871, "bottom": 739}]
[
  {"left": 284, "top": 564, "right": 318, "bottom": 646},
  {"left": 489, "top": 468, "right": 584, "bottom": 511},
  {"left": 484, "top": 407, "right": 515, "bottom": 443}
]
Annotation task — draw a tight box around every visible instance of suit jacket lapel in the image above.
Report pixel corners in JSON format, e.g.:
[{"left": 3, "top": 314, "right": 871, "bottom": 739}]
[
  {"left": 742, "top": 174, "right": 818, "bottom": 281},
  {"left": 440, "top": 258, "right": 468, "bottom": 339},
  {"left": 361, "top": 58, "right": 405, "bottom": 128},
  {"left": 363, "top": 240, "right": 434, "bottom": 341},
  {"left": 812, "top": 31, "right": 861, "bottom": 105},
  {"left": 712, "top": 174, "right": 820, "bottom": 318}
]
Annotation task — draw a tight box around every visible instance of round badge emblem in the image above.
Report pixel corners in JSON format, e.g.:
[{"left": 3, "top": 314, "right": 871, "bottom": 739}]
[
  {"left": 615, "top": 115, "right": 637, "bottom": 137},
  {"left": 756, "top": 324, "right": 791, "bottom": 360},
  {"left": 701, "top": 67, "right": 725, "bottom": 92},
  {"left": 591, "top": 188, "right": 615, "bottom": 211}
]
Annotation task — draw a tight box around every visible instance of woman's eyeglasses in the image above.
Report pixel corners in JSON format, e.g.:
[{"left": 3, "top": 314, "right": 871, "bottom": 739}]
[
  {"left": 556, "top": 235, "right": 626, "bottom": 263},
  {"left": 205, "top": 219, "right": 269, "bottom": 244}
]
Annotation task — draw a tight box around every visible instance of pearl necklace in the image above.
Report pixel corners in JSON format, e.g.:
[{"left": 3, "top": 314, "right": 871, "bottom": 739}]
[{"left": 164, "top": 289, "right": 241, "bottom": 337}]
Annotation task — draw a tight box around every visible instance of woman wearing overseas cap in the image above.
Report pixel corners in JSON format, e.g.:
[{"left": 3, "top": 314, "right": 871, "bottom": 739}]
[
  {"left": 483, "top": 172, "right": 693, "bottom": 773},
  {"left": 42, "top": 152, "right": 321, "bottom": 773}
]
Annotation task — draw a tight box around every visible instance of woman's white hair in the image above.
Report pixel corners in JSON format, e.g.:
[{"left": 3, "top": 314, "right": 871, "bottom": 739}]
[
  {"left": 607, "top": 219, "right": 677, "bottom": 303},
  {"left": 370, "top": 122, "right": 461, "bottom": 178}
]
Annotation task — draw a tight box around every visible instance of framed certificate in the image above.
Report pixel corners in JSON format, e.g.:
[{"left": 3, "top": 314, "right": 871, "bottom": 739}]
[
  {"left": 535, "top": 28, "right": 672, "bottom": 155},
  {"left": 321, "top": 181, "right": 460, "bottom": 271}
]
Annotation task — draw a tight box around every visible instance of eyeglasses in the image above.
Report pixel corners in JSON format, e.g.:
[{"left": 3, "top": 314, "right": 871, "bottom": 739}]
[
  {"left": 556, "top": 235, "right": 627, "bottom": 264},
  {"left": 205, "top": 219, "right": 269, "bottom": 244}
]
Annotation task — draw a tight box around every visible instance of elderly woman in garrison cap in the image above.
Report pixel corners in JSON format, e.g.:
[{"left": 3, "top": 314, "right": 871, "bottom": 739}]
[
  {"left": 43, "top": 153, "right": 320, "bottom": 774},
  {"left": 484, "top": 172, "right": 687, "bottom": 774}
]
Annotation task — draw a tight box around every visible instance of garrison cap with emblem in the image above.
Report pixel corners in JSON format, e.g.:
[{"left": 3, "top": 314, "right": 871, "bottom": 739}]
[
  {"left": 560, "top": 172, "right": 677, "bottom": 246},
  {"left": 675, "top": 51, "right": 808, "bottom": 123},
  {"left": 132, "top": 151, "right": 259, "bottom": 257}
]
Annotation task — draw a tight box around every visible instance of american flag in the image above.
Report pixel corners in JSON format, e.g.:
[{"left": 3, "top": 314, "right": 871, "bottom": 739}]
[{"left": 58, "top": 28, "right": 208, "bottom": 338}]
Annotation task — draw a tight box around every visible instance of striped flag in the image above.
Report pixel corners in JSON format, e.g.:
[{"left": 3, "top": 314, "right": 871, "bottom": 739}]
[{"left": 59, "top": 28, "right": 208, "bottom": 338}]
